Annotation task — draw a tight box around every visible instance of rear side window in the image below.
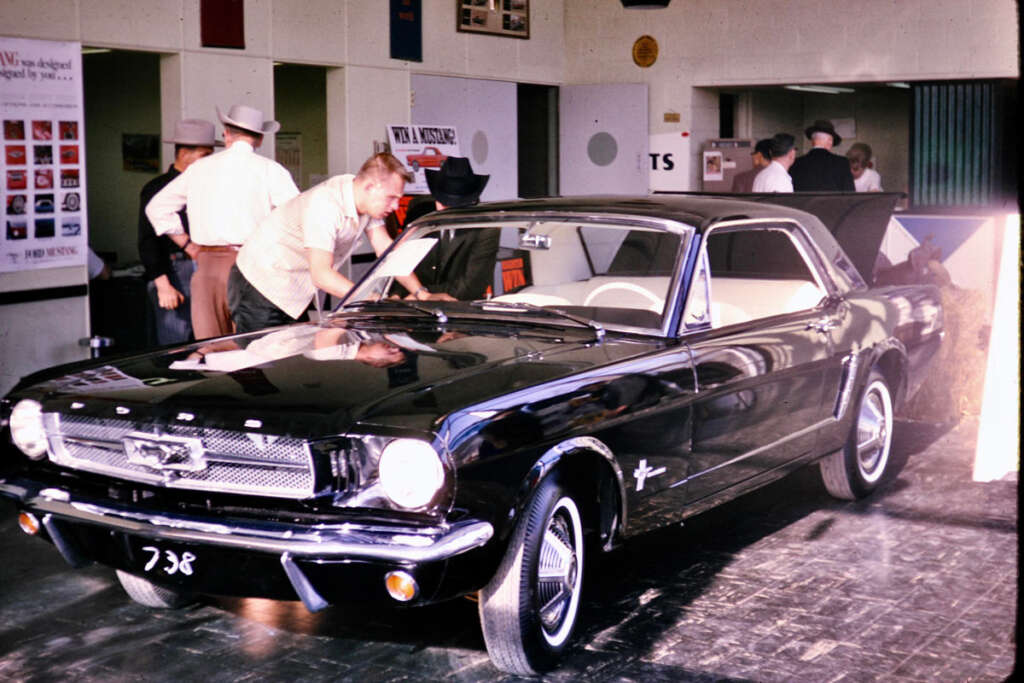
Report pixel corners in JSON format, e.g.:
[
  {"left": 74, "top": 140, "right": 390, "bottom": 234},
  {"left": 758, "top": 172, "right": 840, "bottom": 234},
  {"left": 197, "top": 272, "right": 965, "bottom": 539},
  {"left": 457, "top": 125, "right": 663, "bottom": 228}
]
[
  {"left": 701, "top": 226, "right": 825, "bottom": 328},
  {"left": 706, "top": 229, "right": 815, "bottom": 280}
]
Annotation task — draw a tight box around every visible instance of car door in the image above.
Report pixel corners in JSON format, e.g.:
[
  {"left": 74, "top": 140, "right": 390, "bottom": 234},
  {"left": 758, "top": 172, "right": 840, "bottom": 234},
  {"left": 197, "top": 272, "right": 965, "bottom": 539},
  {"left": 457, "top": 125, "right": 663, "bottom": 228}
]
[{"left": 678, "top": 221, "right": 838, "bottom": 504}]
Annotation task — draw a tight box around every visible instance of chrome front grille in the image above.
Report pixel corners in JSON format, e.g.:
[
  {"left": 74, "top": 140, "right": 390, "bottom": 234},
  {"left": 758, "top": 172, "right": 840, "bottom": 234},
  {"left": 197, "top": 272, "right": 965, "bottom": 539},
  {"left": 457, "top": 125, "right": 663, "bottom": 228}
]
[{"left": 42, "top": 413, "right": 316, "bottom": 499}]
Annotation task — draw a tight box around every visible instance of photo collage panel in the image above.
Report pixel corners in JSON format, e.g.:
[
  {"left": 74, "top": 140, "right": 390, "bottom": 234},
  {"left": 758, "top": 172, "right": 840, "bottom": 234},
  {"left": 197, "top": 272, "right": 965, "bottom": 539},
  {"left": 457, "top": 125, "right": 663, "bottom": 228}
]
[{"left": 4, "top": 117, "right": 83, "bottom": 242}]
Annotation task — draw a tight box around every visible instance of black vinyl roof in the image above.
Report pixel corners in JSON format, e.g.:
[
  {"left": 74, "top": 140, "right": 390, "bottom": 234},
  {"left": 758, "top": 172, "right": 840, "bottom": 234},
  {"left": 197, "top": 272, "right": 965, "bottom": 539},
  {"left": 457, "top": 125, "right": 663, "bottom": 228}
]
[
  {"left": 435, "top": 192, "right": 902, "bottom": 287},
  {"left": 440, "top": 193, "right": 821, "bottom": 231}
]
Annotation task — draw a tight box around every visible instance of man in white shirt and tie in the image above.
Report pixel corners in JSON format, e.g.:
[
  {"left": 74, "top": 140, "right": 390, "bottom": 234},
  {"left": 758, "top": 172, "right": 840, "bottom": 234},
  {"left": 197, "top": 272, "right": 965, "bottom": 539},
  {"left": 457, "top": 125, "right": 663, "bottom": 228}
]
[
  {"left": 146, "top": 104, "right": 299, "bottom": 339},
  {"left": 752, "top": 133, "right": 797, "bottom": 193}
]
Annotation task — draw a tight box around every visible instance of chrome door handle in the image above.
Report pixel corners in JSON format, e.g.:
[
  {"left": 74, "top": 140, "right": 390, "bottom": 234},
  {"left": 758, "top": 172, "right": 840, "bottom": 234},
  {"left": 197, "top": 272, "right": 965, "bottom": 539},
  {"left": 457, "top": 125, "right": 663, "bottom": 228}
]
[{"left": 806, "top": 318, "right": 837, "bottom": 334}]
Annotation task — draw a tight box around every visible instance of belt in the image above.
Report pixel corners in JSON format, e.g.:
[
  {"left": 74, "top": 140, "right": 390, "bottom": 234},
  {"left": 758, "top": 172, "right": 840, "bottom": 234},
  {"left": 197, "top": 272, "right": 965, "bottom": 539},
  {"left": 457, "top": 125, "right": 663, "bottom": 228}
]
[
  {"left": 169, "top": 251, "right": 190, "bottom": 261},
  {"left": 197, "top": 245, "right": 241, "bottom": 253}
]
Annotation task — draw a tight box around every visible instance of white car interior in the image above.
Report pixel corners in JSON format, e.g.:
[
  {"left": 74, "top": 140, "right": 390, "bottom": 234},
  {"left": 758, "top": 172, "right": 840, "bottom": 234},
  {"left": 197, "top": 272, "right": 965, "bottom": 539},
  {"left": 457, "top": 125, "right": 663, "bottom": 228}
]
[{"left": 703, "top": 225, "right": 827, "bottom": 328}]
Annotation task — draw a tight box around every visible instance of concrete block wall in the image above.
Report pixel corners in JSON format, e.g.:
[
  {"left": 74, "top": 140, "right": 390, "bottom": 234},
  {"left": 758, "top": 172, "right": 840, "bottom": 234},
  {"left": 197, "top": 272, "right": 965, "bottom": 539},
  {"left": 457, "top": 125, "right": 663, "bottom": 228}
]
[{"left": 562, "top": 0, "right": 1017, "bottom": 190}]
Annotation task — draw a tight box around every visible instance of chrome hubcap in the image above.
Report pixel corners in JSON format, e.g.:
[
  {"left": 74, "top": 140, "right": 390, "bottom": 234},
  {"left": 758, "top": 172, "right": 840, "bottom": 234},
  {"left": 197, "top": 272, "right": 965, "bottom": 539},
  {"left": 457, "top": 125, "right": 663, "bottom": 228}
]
[
  {"left": 537, "top": 508, "right": 578, "bottom": 637},
  {"left": 856, "top": 381, "right": 892, "bottom": 483}
]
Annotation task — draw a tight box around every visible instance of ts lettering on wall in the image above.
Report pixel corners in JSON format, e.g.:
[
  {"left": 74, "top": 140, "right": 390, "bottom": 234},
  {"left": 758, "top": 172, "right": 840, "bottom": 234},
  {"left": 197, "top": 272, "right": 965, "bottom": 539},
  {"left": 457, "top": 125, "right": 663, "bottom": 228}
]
[{"left": 649, "top": 131, "right": 691, "bottom": 192}]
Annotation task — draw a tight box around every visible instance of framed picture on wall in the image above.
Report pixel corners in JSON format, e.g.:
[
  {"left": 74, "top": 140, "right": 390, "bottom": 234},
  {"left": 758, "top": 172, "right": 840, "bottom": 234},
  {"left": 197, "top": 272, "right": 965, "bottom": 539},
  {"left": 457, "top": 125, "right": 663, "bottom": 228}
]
[
  {"left": 122, "top": 134, "right": 160, "bottom": 172},
  {"left": 456, "top": 0, "right": 529, "bottom": 39}
]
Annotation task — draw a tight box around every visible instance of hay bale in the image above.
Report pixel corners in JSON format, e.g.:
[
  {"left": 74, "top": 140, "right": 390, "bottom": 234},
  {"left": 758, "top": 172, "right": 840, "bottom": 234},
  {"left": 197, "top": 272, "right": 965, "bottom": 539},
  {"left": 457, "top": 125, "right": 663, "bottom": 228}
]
[{"left": 901, "top": 286, "right": 990, "bottom": 423}]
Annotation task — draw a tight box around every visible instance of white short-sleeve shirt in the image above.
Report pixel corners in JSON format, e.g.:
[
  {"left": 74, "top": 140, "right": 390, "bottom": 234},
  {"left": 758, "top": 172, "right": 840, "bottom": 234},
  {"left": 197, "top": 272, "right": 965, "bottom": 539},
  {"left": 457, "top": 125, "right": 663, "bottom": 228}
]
[
  {"left": 752, "top": 161, "right": 794, "bottom": 193},
  {"left": 236, "top": 174, "right": 380, "bottom": 318}
]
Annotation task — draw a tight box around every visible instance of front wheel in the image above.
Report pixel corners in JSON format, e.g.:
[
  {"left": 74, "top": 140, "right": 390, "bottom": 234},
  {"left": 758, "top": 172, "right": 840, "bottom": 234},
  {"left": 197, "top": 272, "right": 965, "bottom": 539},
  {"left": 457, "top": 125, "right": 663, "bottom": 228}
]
[
  {"left": 820, "top": 369, "right": 894, "bottom": 500},
  {"left": 479, "top": 477, "right": 584, "bottom": 676},
  {"left": 115, "top": 569, "right": 196, "bottom": 609}
]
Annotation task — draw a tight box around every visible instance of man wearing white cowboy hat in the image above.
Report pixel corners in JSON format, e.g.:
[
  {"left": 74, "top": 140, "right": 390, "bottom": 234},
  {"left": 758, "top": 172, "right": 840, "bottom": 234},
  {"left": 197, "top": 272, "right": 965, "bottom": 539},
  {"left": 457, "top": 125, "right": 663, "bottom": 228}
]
[
  {"left": 228, "top": 152, "right": 454, "bottom": 334},
  {"left": 146, "top": 104, "right": 299, "bottom": 339},
  {"left": 788, "top": 119, "right": 856, "bottom": 192},
  {"left": 403, "top": 156, "right": 499, "bottom": 300},
  {"left": 137, "top": 119, "right": 218, "bottom": 345}
]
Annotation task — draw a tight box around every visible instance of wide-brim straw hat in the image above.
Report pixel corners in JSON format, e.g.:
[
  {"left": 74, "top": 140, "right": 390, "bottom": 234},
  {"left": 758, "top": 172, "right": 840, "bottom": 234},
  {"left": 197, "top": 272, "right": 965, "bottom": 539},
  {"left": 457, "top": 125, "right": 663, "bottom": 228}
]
[
  {"left": 163, "top": 118, "right": 222, "bottom": 146},
  {"left": 216, "top": 104, "right": 281, "bottom": 135}
]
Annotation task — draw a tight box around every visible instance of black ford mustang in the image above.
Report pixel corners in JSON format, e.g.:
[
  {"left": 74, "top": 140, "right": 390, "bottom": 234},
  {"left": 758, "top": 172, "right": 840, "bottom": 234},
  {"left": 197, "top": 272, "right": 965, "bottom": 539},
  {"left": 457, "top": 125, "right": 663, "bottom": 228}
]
[{"left": 1, "top": 195, "right": 942, "bottom": 675}]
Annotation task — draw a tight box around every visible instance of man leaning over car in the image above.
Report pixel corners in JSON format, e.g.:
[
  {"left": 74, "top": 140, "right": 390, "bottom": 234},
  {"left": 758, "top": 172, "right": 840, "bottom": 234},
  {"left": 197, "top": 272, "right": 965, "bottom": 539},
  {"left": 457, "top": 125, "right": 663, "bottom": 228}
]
[{"left": 228, "top": 152, "right": 454, "bottom": 334}]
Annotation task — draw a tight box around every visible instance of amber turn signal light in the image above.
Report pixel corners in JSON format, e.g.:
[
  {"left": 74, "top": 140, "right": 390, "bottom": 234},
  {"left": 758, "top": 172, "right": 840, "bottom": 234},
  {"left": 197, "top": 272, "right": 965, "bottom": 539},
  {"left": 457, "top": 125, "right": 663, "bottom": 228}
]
[
  {"left": 18, "top": 512, "right": 41, "bottom": 535},
  {"left": 384, "top": 571, "right": 418, "bottom": 602}
]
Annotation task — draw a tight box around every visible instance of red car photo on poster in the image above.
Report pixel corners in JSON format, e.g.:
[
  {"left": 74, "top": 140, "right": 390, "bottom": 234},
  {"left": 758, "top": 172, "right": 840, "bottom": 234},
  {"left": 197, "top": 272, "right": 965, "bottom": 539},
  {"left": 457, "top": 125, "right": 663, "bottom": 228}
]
[
  {"left": 32, "top": 121, "right": 52, "bottom": 140},
  {"left": 405, "top": 146, "right": 447, "bottom": 171},
  {"left": 35, "top": 169, "right": 53, "bottom": 189},
  {"left": 60, "top": 145, "right": 79, "bottom": 165},
  {"left": 59, "top": 121, "right": 78, "bottom": 140},
  {"left": 5, "top": 145, "right": 26, "bottom": 165},
  {"left": 7, "top": 170, "right": 27, "bottom": 190}
]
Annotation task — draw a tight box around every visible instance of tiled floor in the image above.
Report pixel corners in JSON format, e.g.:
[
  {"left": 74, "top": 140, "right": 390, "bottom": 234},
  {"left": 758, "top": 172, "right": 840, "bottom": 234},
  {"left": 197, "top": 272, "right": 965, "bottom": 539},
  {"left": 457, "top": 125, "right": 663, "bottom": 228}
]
[{"left": 0, "top": 417, "right": 1016, "bottom": 681}]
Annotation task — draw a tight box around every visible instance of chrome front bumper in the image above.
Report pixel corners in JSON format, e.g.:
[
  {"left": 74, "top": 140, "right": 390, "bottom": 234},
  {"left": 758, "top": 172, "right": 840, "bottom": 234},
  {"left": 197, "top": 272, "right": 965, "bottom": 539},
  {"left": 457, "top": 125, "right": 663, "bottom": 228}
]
[
  {"left": 1, "top": 480, "right": 494, "bottom": 611},
  {"left": 1, "top": 481, "right": 493, "bottom": 563}
]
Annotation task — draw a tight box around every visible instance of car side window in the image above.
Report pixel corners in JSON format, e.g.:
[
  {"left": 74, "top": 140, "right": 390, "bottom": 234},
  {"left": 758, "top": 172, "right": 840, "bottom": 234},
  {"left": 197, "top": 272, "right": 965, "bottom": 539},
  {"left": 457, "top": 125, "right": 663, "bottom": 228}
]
[{"left": 702, "top": 224, "right": 827, "bottom": 328}]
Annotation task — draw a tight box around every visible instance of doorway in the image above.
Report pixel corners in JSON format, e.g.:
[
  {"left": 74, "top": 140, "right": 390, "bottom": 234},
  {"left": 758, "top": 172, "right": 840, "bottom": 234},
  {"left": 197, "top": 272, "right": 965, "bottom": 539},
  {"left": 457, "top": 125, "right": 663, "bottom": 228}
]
[{"left": 273, "top": 63, "right": 328, "bottom": 191}]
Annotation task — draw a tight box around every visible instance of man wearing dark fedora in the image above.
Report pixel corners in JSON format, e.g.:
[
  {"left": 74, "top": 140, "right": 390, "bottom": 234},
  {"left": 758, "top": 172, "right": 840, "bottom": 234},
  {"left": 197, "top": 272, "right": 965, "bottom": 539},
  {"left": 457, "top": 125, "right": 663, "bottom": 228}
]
[
  {"left": 789, "top": 119, "right": 856, "bottom": 192},
  {"left": 405, "top": 156, "right": 499, "bottom": 300},
  {"left": 147, "top": 104, "right": 299, "bottom": 339},
  {"left": 137, "top": 119, "right": 218, "bottom": 345}
]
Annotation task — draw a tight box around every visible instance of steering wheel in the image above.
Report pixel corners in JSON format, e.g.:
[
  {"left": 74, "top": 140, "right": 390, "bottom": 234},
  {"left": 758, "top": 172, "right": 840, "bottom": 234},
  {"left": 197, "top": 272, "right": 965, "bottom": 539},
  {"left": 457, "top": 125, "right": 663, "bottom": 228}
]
[{"left": 582, "top": 282, "right": 664, "bottom": 313}]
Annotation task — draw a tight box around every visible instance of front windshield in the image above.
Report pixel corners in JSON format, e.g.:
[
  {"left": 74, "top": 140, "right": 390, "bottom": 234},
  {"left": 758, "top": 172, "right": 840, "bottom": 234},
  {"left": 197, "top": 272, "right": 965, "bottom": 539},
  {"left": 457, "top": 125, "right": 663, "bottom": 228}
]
[{"left": 342, "top": 218, "right": 688, "bottom": 333}]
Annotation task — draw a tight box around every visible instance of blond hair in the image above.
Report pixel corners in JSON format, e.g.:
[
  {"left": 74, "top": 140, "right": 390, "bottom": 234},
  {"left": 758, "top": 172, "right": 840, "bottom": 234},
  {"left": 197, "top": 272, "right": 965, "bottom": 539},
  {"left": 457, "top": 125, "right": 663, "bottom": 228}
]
[{"left": 356, "top": 153, "right": 413, "bottom": 184}]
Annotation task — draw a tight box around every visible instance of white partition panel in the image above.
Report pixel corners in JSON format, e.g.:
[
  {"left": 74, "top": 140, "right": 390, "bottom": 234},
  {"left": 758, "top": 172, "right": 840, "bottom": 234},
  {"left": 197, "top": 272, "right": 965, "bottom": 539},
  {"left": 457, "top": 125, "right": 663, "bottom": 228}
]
[{"left": 410, "top": 75, "right": 517, "bottom": 201}]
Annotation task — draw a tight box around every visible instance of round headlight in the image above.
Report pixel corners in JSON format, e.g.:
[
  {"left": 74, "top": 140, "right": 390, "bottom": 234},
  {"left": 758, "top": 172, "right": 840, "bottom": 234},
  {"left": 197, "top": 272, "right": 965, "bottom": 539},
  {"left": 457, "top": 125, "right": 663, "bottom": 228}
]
[
  {"left": 378, "top": 439, "right": 444, "bottom": 509},
  {"left": 10, "top": 399, "right": 47, "bottom": 459}
]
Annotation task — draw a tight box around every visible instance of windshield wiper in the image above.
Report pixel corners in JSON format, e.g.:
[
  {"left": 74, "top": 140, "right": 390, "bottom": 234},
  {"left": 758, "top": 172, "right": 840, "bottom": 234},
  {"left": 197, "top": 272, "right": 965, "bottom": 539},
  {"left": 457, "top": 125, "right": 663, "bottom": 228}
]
[
  {"left": 341, "top": 298, "right": 448, "bottom": 323},
  {"left": 469, "top": 300, "right": 604, "bottom": 341}
]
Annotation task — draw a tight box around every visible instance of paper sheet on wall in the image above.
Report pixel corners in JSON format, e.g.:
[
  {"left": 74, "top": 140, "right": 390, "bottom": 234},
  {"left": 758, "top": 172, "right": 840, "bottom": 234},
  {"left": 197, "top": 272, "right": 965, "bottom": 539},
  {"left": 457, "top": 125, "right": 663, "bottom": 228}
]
[{"left": 0, "top": 37, "right": 88, "bottom": 272}]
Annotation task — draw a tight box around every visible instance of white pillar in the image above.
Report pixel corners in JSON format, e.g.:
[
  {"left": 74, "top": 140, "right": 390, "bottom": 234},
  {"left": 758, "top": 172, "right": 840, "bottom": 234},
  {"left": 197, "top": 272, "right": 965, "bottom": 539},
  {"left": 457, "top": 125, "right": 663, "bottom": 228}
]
[{"left": 973, "top": 213, "right": 1021, "bottom": 481}]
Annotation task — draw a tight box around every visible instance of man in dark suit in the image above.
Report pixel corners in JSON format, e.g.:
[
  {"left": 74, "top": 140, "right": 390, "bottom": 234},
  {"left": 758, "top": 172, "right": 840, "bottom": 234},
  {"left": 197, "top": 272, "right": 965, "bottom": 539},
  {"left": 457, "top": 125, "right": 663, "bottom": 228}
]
[
  {"left": 406, "top": 157, "right": 499, "bottom": 300},
  {"left": 137, "top": 119, "right": 218, "bottom": 344},
  {"left": 789, "top": 119, "right": 856, "bottom": 192}
]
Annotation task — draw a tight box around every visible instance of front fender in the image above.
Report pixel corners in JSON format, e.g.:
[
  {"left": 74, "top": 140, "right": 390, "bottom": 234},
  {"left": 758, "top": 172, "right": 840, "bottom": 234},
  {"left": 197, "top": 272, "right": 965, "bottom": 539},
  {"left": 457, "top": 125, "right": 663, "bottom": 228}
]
[{"left": 511, "top": 436, "right": 629, "bottom": 549}]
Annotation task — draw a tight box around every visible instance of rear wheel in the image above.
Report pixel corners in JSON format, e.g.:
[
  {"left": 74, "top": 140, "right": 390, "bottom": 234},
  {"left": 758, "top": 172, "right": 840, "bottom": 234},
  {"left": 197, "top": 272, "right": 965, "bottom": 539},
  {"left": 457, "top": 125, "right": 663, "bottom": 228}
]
[
  {"left": 479, "top": 476, "right": 584, "bottom": 676},
  {"left": 115, "top": 569, "right": 196, "bottom": 609},
  {"left": 820, "top": 369, "right": 894, "bottom": 500}
]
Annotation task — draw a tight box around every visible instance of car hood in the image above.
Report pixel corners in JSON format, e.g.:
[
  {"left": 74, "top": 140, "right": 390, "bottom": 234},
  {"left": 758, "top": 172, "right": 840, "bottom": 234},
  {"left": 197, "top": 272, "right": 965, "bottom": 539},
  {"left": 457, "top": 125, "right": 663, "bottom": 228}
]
[{"left": 12, "top": 317, "right": 665, "bottom": 438}]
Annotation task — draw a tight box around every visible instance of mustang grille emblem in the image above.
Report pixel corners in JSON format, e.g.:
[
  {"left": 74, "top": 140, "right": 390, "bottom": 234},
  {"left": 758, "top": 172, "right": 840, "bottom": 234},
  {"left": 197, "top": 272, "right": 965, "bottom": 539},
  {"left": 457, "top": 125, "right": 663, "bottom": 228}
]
[{"left": 123, "top": 433, "right": 207, "bottom": 472}]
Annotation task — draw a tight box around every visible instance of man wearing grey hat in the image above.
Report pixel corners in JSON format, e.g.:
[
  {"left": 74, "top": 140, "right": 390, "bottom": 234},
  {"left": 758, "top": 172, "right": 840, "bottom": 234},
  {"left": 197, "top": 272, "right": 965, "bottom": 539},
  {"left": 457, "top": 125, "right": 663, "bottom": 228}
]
[
  {"left": 788, "top": 119, "right": 856, "bottom": 192},
  {"left": 137, "top": 119, "right": 218, "bottom": 345},
  {"left": 146, "top": 104, "right": 299, "bottom": 339}
]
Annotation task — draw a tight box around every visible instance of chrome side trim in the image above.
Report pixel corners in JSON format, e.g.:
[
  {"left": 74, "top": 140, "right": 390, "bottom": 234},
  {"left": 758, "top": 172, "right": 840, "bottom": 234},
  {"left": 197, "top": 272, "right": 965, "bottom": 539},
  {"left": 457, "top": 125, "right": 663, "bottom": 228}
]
[
  {"left": 671, "top": 418, "right": 834, "bottom": 487},
  {"left": 833, "top": 351, "right": 860, "bottom": 419},
  {"left": 7, "top": 487, "right": 493, "bottom": 564}
]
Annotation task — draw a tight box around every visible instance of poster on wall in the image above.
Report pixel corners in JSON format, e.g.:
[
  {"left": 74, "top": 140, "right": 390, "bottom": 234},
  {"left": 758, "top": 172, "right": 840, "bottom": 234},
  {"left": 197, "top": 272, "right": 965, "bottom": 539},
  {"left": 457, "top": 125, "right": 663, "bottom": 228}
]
[
  {"left": 275, "top": 132, "right": 302, "bottom": 188},
  {"left": 0, "top": 37, "right": 87, "bottom": 273},
  {"left": 386, "top": 124, "right": 460, "bottom": 194},
  {"left": 702, "top": 150, "right": 723, "bottom": 182}
]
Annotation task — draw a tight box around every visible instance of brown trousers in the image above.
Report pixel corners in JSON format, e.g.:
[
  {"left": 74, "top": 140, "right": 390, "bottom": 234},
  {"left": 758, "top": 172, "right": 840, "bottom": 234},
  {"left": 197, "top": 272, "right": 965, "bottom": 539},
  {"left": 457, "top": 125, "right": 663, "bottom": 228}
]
[{"left": 190, "top": 250, "right": 238, "bottom": 340}]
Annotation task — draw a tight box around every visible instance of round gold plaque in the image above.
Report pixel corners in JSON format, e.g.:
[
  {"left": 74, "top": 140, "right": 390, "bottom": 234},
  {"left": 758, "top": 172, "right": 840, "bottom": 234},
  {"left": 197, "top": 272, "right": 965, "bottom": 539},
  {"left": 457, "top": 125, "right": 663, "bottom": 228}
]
[{"left": 632, "top": 35, "right": 658, "bottom": 68}]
